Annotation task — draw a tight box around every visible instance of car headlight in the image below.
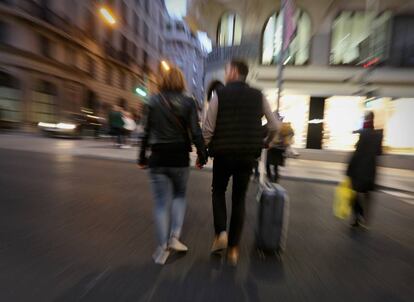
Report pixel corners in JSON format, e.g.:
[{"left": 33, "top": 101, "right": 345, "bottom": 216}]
[
  {"left": 56, "top": 123, "right": 76, "bottom": 130},
  {"left": 38, "top": 122, "right": 56, "bottom": 128}
]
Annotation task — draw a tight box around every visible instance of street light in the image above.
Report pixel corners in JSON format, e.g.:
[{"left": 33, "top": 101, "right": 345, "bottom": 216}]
[
  {"left": 99, "top": 7, "right": 116, "bottom": 25},
  {"left": 135, "top": 87, "right": 148, "bottom": 97},
  {"left": 161, "top": 60, "right": 170, "bottom": 71}
]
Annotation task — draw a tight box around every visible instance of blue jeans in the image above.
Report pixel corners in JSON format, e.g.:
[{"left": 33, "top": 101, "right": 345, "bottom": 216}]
[{"left": 149, "top": 167, "right": 190, "bottom": 247}]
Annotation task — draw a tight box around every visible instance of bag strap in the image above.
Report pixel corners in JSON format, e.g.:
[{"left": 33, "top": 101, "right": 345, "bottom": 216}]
[{"left": 159, "top": 94, "right": 191, "bottom": 140}]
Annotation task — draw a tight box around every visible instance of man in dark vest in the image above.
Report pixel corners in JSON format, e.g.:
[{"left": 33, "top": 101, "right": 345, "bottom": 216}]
[{"left": 202, "top": 59, "right": 279, "bottom": 265}]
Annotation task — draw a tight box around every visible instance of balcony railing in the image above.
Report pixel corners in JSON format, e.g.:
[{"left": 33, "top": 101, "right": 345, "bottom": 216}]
[{"left": 206, "top": 43, "right": 259, "bottom": 69}]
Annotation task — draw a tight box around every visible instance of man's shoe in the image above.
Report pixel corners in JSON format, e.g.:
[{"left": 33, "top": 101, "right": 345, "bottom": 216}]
[
  {"left": 169, "top": 237, "right": 188, "bottom": 252},
  {"left": 153, "top": 246, "right": 170, "bottom": 265},
  {"left": 227, "top": 247, "right": 239, "bottom": 266},
  {"left": 211, "top": 231, "right": 228, "bottom": 254}
]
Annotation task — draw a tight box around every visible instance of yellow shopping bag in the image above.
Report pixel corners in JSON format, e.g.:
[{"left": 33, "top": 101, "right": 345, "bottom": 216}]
[{"left": 333, "top": 178, "right": 356, "bottom": 219}]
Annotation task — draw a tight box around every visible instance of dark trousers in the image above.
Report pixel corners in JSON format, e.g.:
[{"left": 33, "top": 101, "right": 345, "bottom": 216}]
[
  {"left": 212, "top": 156, "right": 254, "bottom": 247},
  {"left": 353, "top": 192, "right": 371, "bottom": 222},
  {"left": 112, "top": 127, "right": 125, "bottom": 145},
  {"left": 266, "top": 148, "right": 285, "bottom": 183}
]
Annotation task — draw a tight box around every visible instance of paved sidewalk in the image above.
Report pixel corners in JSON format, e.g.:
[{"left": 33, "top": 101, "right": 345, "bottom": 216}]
[
  {"left": 1, "top": 133, "right": 413, "bottom": 193},
  {"left": 2, "top": 148, "right": 413, "bottom": 302}
]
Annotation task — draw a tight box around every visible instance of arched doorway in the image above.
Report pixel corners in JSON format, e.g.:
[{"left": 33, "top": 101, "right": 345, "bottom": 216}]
[{"left": 0, "top": 70, "right": 22, "bottom": 127}]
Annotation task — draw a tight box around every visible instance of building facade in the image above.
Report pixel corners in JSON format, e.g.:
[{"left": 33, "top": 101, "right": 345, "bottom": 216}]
[
  {"left": 0, "top": 0, "right": 167, "bottom": 127},
  {"left": 164, "top": 19, "right": 206, "bottom": 107},
  {"left": 188, "top": 0, "right": 414, "bottom": 154}
]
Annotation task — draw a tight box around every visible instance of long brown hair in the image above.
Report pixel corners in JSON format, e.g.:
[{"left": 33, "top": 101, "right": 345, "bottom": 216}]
[{"left": 159, "top": 66, "right": 187, "bottom": 92}]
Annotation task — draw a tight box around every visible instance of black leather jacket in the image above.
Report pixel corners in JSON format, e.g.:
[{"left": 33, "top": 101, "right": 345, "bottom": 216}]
[{"left": 139, "top": 92, "right": 207, "bottom": 165}]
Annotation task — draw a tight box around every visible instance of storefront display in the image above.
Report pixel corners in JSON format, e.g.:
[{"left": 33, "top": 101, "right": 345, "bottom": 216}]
[
  {"left": 263, "top": 89, "right": 309, "bottom": 148},
  {"left": 323, "top": 96, "right": 365, "bottom": 150},
  {"left": 261, "top": 91, "right": 413, "bottom": 153}
]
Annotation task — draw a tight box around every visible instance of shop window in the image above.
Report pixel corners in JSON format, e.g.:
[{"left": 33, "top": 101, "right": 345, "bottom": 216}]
[
  {"left": 262, "top": 9, "right": 311, "bottom": 65},
  {"left": 330, "top": 11, "right": 392, "bottom": 65},
  {"left": 323, "top": 96, "right": 365, "bottom": 150},
  {"left": 217, "top": 12, "right": 242, "bottom": 47},
  {"left": 263, "top": 90, "right": 310, "bottom": 149},
  {"left": 384, "top": 99, "right": 414, "bottom": 150}
]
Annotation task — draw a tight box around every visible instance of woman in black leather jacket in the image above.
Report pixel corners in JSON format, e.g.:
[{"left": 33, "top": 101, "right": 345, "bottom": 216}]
[{"left": 138, "top": 66, "right": 208, "bottom": 265}]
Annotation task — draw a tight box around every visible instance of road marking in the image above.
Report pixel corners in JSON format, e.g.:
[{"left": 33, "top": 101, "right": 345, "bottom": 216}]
[
  {"left": 380, "top": 190, "right": 414, "bottom": 205},
  {"left": 79, "top": 266, "right": 111, "bottom": 299}
]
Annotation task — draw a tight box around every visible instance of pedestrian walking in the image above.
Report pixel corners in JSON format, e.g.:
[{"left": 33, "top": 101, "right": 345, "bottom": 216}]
[
  {"left": 108, "top": 104, "right": 125, "bottom": 147},
  {"left": 121, "top": 110, "right": 136, "bottom": 149},
  {"left": 203, "top": 59, "right": 279, "bottom": 265},
  {"left": 138, "top": 66, "right": 208, "bottom": 265},
  {"left": 347, "top": 111, "right": 383, "bottom": 228},
  {"left": 266, "top": 120, "right": 294, "bottom": 183}
]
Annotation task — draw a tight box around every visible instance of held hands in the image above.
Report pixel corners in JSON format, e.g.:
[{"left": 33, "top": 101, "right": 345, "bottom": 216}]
[
  {"left": 196, "top": 156, "right": 206, "bottom": 169},
  {"left": 138, "top": 157, "right": 148, "bottom": 169}
]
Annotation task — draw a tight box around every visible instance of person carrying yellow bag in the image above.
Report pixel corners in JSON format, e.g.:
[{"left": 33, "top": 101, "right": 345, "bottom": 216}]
[{"left": 333, "top": 178, "right": 356, "bottom": 219}]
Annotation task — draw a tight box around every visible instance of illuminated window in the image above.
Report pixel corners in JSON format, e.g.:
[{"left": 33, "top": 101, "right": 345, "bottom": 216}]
[
  {"left": 330, "top": 11, "right": 391, "bottom": 65},
  {"left": 262, "top": 9, "right": 311, "bottom": 65},
  {"left": 323, "top": 97, "right": 365, "bottom": 150},
  {"left": 263, "top": 90, "right": 310, "bottom": 148},
  {"left": 217, "top": 12, "right": 242, "bottom": 47}
]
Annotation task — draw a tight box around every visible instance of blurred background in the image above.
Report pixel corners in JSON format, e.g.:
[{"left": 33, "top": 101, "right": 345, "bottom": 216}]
[
  {"left": 0, "top": 0, "right": 413, "bottom": 153},
  {"left": 0, "top": 1, "right": 413, "bottom": 301}
]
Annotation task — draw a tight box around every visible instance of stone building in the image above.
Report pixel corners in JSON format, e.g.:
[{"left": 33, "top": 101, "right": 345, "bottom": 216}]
[
  {"left": 187, "top": 0, "right": 414, "bottom": 153},
  {"left": 163, "top": 18, "right": 206, "bottom": 106},
  {"left": 0, "top": 0, "right": 167, "bottom": 127}
]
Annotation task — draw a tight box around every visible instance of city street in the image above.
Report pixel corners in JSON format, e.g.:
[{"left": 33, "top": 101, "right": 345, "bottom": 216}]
[{"left": 0, "top": 147, "right": 413, "bottom": 302}]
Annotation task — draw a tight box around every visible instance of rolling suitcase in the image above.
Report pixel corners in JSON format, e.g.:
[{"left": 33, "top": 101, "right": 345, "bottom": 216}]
[{"left": 256, "top": 152, "right": 290, "bottom": 258}]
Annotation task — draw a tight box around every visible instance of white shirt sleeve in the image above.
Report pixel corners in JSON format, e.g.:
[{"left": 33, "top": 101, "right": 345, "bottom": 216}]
[
  {"left": 263, "top": 95, "right": 280, "bottom": 131},
  {"left": 202, "top": 94, "right": 219, "bottom": 145}
]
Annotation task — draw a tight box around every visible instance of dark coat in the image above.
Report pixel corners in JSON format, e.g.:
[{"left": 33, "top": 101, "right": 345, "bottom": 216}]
[{"left": 347, "top": 129, "right": 383, "bottom": 192}]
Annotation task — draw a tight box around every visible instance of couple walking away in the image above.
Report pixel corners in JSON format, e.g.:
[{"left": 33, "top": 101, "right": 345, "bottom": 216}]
[{"left": 138, "top": 60, "right": 279, "bottom": 265}]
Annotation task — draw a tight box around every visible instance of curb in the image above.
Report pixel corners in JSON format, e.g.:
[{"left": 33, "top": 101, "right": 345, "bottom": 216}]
[{"left": 75, "top": 153, "right": 414, "bottom": 194}]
